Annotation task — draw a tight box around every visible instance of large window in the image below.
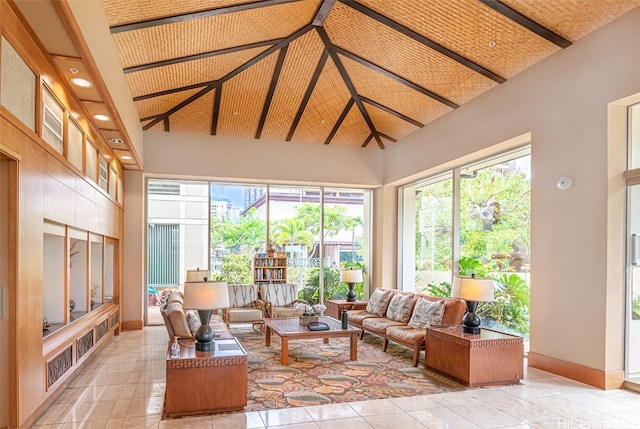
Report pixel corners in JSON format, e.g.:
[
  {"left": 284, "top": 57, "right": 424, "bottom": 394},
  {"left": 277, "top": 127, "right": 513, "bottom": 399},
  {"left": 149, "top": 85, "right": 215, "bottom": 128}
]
[
  {"left": 400, "top": 148, "right": 531, "bottom": 336},
  {"left": 147, "top": 179, "right": 372, "bottom": 324}
]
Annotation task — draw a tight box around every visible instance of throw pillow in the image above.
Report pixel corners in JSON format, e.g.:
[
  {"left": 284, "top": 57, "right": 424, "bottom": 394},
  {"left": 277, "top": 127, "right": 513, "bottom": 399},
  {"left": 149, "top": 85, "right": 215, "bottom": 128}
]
[
  {"left": 186, "top": 310, "right": 201, "bottom": 335},
  {"left": 385, "top": 292, "right": 416, "bottom": 322},
  {"left": 407, "top": 298, "right": 445, "bottom": 330},
  {"left": 365, "top": 288, "right": 394, "bottom": 316}
]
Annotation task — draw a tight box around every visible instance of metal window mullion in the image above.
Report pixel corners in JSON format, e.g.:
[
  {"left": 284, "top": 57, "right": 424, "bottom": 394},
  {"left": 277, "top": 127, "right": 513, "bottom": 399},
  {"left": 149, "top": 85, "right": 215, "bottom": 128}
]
[{"left": 452, "top": 169, "right": 461, "bottom": 278}]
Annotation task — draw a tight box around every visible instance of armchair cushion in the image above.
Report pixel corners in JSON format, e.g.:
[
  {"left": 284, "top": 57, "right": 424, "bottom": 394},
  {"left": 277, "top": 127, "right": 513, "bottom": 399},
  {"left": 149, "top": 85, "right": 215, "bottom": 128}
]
[
  {"left": 165, "top": 301, "right": 192, "bottom": 338},
  {"left": 228, "top": 284, "right": 259, "bottom": 308},
  {"left": 260, "top": 283, "right": 299, "bottom": 307}
]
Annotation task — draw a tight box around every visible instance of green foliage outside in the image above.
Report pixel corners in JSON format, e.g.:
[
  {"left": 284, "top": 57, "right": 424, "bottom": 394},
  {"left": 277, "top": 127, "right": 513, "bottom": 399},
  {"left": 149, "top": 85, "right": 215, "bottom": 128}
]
[
  {"left": 300, "top": 262, "right": 365, "bottom": 304},
  {"left": 211, "top": 202, "right": 363, "bottom": 291},
  {"left": 633, "top": 295, "right": 640, "bottom": 320}
]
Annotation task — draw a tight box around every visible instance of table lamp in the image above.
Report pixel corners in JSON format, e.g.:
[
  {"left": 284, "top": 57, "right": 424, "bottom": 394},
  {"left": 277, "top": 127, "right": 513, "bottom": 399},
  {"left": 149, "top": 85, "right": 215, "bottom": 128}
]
[
  {"left": 451, "top": 274, "right": 495, "bottom": 334},
  {"left": 183, "top": 280, "right": 230, "bottom": 351},
  {"left": 341, "top": 268, "right": 363, "bottom": 303},
  {"left": 186, "top": 268, "right": 209, "bottom": 282}
]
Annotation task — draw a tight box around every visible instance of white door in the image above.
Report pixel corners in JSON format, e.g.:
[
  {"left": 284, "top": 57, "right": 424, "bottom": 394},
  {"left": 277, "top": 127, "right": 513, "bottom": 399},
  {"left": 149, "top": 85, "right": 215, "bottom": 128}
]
[{"left": 627, "top": 186, "right": 640, "bottom": 380}]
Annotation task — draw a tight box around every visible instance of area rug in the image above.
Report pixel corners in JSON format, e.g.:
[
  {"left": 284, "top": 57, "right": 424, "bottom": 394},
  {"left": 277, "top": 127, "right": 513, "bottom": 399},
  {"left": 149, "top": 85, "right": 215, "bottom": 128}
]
[{"left": 233, "top": 326, "right": 468, "bottom": 411}]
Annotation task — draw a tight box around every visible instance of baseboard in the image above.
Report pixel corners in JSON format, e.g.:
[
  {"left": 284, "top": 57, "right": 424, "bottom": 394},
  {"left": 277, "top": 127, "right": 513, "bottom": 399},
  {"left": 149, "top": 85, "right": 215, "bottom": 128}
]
[
  {"left": 528, "top": 352, "right": 624, "bottom": 389},
  {"left": 121, "top": 320, "right": 144, "bottom": 330}
]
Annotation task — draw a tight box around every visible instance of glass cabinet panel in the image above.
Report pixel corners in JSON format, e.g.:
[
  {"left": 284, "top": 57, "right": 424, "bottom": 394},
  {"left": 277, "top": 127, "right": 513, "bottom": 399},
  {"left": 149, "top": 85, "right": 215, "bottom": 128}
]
[
  {"left": 69, "top": 232, "right": 87, "bottom": 318},
  {"left": 90, "top": 236, "right": 103, "bottom": 310},
  {"left": 43, "top": 223, "right": 65, "bottom": 326}
]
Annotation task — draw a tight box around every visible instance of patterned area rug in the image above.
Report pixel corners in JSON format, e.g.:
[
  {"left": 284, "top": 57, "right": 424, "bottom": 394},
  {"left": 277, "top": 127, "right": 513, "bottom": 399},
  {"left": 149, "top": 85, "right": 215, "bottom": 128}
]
[{"left": 233, "top": 326, "right": 468, "bottom": 411}]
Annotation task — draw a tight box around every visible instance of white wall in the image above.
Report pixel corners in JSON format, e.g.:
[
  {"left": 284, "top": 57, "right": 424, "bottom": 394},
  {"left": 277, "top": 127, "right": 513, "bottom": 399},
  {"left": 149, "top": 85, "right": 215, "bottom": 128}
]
[
  {"left": 142, "top": 131, "right": 384, "bottom": 188},
  {"left": 383, "top": 8, "right": 640, "bottom": 373}
]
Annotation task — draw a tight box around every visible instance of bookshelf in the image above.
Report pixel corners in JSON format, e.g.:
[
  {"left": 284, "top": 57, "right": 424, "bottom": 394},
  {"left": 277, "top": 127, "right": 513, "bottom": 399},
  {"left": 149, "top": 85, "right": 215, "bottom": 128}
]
[{"left": 253, "top": 254, "right": 287, "bottom": 285}]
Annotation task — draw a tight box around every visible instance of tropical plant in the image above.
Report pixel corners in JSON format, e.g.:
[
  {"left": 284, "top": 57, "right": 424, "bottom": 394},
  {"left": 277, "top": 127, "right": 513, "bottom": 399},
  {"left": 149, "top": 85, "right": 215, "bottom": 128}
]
[
  {"left": 217, "top": 253, "right": 252, "bottom": 284},
  {"left": 270, "top": 218, "right": 315, "bottom": 253},
  {"left": 478, "top": 273, "right": 530, "bottom": 335},
  {"left": 458, "top": 256, "right": 486, "bottom": 277},
  {"left": 426, "top": 281, "right": 451, "bottom": 298}
]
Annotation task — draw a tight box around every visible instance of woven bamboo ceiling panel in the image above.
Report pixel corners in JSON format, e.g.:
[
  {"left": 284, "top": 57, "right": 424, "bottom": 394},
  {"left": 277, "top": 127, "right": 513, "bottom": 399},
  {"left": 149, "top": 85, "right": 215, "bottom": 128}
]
[{"left": 100, "top": 0, "right": 640, "bottom": 149}]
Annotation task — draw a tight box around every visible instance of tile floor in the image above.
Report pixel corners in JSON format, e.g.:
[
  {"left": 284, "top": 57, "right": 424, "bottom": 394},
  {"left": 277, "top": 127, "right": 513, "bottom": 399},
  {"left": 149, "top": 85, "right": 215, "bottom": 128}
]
[{"left": 32, "top": 326, "right": 640, "bottom": 428}]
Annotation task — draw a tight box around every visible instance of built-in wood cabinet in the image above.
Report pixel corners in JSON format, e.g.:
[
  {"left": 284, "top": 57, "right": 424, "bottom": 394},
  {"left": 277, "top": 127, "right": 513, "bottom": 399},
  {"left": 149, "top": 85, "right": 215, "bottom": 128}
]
[{"left": 253, "top": 254, "right": 287, "bottom": 286}]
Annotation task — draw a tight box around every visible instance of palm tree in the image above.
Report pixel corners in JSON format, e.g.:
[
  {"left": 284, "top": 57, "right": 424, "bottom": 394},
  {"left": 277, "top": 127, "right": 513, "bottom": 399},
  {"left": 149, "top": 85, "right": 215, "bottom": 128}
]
[{"left": 271, "top": 218, "right": 315, "bottom": 255}]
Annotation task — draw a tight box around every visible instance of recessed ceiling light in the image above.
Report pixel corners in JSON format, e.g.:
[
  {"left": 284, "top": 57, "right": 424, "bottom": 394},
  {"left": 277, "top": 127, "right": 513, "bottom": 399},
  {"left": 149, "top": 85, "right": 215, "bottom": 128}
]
[
  {"left": 233, "top": 111, "right": 238, "bottom": 116},
  {"left": 70, "top": 77, "right": 92, "bottom": 88},
  {"left": 108, "top": 137, "right": 123, "bottom": 144},
  {"left": 488, "top": 41, "right": 496, "bottom": 48},
  {"left": 93, "top": 114, "right": 110, "bottom": 121}
]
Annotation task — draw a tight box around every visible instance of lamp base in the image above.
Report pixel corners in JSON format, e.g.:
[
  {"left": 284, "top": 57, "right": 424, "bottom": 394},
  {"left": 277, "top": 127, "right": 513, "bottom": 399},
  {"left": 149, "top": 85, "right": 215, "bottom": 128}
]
[
  {"left": 194, "top": 309, "right": 215, "bottom": 352},
  {"left": 461, "top": 325, "right": 481, "bottom": 334},
  {"left": 346, "top": 283, "right": 356, "bottom": 302},
  {"left": 195, "top": 340, "right": 215, "bottom": 352}
]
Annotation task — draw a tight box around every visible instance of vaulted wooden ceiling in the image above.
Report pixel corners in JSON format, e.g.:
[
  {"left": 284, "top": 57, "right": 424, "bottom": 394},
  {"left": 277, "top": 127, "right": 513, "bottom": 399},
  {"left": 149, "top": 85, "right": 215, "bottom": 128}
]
[{"left": 100, "top": 0, "right": 640, "bottom": 149}]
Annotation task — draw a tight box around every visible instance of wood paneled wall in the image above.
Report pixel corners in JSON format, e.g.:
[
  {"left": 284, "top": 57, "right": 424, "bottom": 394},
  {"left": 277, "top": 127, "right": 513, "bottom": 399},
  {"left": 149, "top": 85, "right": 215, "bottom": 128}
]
[{"left": 0, "top": 2, "right": 125, "bottom": 427}]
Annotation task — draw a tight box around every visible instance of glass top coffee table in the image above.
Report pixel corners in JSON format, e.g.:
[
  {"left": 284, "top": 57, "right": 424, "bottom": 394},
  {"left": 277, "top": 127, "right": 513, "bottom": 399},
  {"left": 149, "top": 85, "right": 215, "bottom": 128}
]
[{"left": 264, "top": 316, "right": 362, "bottom": 364}]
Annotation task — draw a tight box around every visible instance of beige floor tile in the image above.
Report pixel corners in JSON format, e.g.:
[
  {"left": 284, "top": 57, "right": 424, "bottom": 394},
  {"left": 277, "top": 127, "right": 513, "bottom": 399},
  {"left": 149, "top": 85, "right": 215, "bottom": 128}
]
[
  {"left": 305, "top": 403, "right": 359, "bottom": 421},
  {"left": 259, "top": 407, "right": 315, "bottom": 426},
  {"left": 388, "top": 395, "right": 441, "bottom": 412},
  {"left": 448, "top": 403, "right": 525, "bottom": 428},
  {"left": 363, "top": 411, "right": 426, "bottom": 428},
  {"left": 210, "top": 411, "right": 265, "bottom": 428},
  {"left": 408, "top": 407, "right": 480, "bottom": 429},
  {"left": 347, "top": 399, "right": 403, "bottom": 416},
  {"left": 158, "top": 414, "right": 213, "bottom": 428},
  {"left": 316, "top": 416, "right": 373, "bottom": 429}
]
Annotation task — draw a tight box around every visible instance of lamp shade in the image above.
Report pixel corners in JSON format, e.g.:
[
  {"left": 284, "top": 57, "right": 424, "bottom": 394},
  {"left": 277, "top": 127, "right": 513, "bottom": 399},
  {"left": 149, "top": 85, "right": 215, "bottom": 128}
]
[
  {"left": 340, "top": 268, "right": 363, "bottom": 283},
  {"left": 186, "top": 268, "right": 209, "bottom": 282},
  {"left": 451, "top": 275, "right": 495, "bottom": 302},
  {"left": 183, "top": 280, "right": 230, "bottom": 310}
]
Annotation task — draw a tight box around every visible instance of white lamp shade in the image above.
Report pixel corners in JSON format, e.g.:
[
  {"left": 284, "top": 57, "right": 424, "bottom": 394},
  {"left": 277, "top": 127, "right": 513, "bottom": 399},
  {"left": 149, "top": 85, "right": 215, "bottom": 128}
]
[
  {"left": 451, "top": 275, "right": 495, "bottom": 302},
  {"left": 186, "top": 268, "right": 209, "bottom": 282},
  {"left": 183, "top": 280, "right": 230, "bottom": 310},
  {"left": 341, "top": 268, "right": 363, "bottom": 283}
]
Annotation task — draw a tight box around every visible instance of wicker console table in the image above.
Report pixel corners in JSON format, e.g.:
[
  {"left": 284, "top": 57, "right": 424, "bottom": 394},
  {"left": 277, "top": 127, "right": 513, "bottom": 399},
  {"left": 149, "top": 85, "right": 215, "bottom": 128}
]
[
  {"left": 425, "top": 325, "right": 523, "bottom": 387},
  {"left": 164, "top": 337, "right": 247, "bottom": 417}
]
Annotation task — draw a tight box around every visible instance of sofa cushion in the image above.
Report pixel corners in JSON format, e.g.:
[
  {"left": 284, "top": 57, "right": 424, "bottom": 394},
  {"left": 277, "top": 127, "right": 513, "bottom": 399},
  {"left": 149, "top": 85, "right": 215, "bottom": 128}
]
[
  {"left": 407, "top": 298, "right": 445, "bottom": 330},
  {"left": 386, "top": 325, "right": 426, "bottom": 344},
  {"left": 228, "top": 284, "right": 259, "bottom": 308},
  {"left": 414, "top": 294, "right": 466, "bottom": 325},
  {"left": 362, "top": 317, "right": 405, "bottom": 334},
  {"left": 347, "top": 309, "right": 378, "bottom": 324},
  {"left": 186, "top": 310, "right": 201, "bottom": 335},
  {"left": 385, "top": 292, "right": 415, "bottom": 322},
  {"left": 365, "top": 288, "right": 394, "bottom": 316},
  {"left": 166, "top": 301, "right": 192, "bottom": 338},
  {"left": 167, "top": 292, "right": 184, "bottom": 305}
]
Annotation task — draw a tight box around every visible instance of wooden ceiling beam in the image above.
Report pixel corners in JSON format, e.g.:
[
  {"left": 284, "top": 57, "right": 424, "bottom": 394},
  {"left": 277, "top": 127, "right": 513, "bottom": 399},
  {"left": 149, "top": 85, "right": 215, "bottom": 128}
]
[
  {"left": 142, "top": 83, "right": 216, "bottom": 130},
  {"left": 124, "top": 38, "right": 285, "bottom": 74},
  {"left": 256, "top": 46, "right": 289, "bottom": 139},
  {"left": 324, "top": 98, "right": 354, "bottom": 145},
  {"left": 110, "top": 0, "right": 302, "bottom": 33},
  {"left": 480, "top": 0, "right": 572, "bottom": 48},
  {"left": 336, "top": 47, "right": 458, "bottom": 109},
  {"left": 134, "top": 82, "right": 210, "bottom": 102},
  {"left": 317, "top": 27, "right": 383, "bottom": 149},
  {"left": 362, "top": 133, "right": 374, "bottom": 148},
  {"left": 340, "top": 0, "right": 506, "bottom": 84},
  {"left": 286, "top": 49, "right": 330, "bottom": 141},
  {"left": 360, "top": 96, "right": 423, "bottom": 128},
  {"left": 211, "top": 86, "right": 222, "bottom": 135},
  {"left": 313, "top": 0, "right": 337, "bottom": 26}
]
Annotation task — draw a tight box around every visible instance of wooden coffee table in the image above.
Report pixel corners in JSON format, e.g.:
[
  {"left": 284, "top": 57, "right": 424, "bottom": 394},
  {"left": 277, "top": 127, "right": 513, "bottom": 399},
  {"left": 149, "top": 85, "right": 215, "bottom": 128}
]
[{"left": 264, "top": 316, "right": 361, "bottom": 364}]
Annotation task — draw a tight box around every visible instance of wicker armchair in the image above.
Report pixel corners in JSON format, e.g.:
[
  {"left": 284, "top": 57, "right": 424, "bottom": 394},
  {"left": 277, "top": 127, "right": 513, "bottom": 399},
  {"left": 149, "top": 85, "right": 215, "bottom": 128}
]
[
  {"left": 222, "top": 284, "right": 265, "bottom": 333},
  {"left": 258, "top": 283, "right": 307, "bottom": 318}
]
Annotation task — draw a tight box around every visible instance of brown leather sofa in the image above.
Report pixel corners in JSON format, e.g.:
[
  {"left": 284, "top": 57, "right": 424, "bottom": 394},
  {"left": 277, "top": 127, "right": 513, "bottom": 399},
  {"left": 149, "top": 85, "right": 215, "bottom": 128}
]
[
  {"left": 160, "top": 291, "right": 232, "bottom": 340},
  {"left": 347, "top": 289, "right": 466, "bottom": 366}
]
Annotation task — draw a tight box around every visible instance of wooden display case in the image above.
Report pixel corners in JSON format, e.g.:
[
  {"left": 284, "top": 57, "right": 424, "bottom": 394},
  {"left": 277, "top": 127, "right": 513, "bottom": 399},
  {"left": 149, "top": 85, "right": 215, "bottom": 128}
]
[
  {"left": 253, "top": 254, "right": 287, "bottom": 285},
  {"left": 165, "top": 337, "right": 247, "bottom": 417},
  {"left": 425, "top": 325, "right": 523, "bottom": 387}
]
